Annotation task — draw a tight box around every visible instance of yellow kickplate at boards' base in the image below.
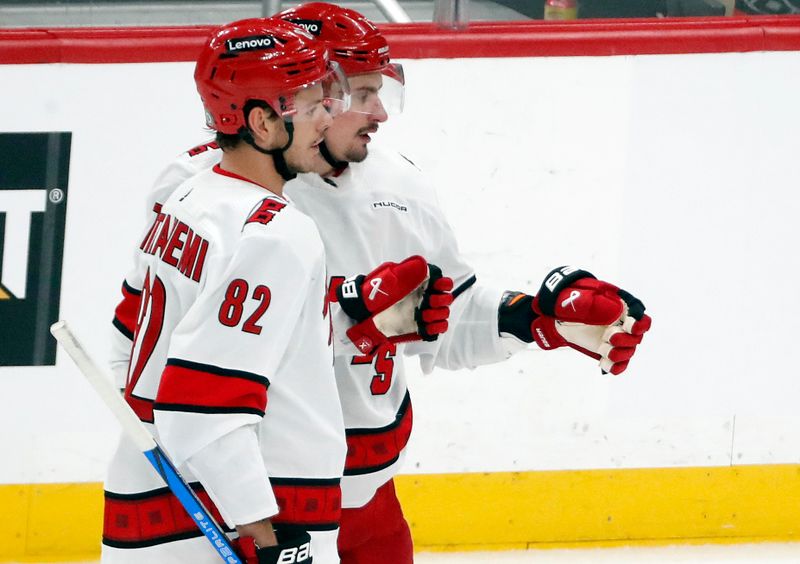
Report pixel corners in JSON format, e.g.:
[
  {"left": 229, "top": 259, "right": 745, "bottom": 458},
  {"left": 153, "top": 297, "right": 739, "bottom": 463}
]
[
  {"left": 395, "top": 465, "right": 800, "bottom": 550},
  {"left": 0, "top": 482, "right": 103, "bottom": 562},
  {"left": 4, "top": 465, "right": 800, "bottom": 560}
]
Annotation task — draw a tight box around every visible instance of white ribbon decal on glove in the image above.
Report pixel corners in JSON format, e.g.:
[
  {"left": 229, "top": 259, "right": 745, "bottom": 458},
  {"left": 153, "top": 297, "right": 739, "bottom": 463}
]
[
  {"left": 561, "top": 290, "right": 581, "bottom": 311},
  {"left": 368, "top": 277, "right": 389, "bottom": 300}
]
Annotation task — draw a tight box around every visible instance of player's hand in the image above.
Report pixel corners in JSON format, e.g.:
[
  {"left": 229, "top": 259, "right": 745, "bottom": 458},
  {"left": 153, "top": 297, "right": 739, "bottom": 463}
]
[
  {"left": 531, "top": 265, "right": 652, "bottom": 374},
  {"left": 334, "top": 255, "right": 454, "bottom": 355},
  {"left": 236, "top": 530, "right": 312, "bottom": 564},
  {"left": 498, "top": 265, "right": 651, "bottom": 375}
]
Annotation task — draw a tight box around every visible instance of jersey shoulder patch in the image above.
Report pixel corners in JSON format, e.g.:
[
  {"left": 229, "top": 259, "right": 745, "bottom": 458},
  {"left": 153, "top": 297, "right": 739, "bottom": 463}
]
[
  {"left": 245, "top": 197, "right": 288, "bottom": 227},
  {"left": 187, "top": 141, "right": 220, "bottom": 158}
]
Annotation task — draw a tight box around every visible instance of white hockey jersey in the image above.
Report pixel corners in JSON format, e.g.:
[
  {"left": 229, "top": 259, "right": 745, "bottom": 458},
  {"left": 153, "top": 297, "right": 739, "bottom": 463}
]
[
  {"left": 104, "top": 163, "right": 345, "bottom": 563},
  {"left": 111, "top": 140, "right": 520, "bottom": 515}
]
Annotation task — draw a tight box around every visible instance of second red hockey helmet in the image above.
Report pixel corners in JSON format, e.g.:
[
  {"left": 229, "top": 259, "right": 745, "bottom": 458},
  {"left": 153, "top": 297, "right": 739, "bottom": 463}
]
[{"left": 278, "top": 3, "right": 404, "bottom": 114}]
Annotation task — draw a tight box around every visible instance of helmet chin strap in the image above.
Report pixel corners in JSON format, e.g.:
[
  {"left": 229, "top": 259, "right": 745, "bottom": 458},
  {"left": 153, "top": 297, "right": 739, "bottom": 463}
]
[
  {"left": 319, "top": 141, "right": 348, "bottom": 171},
  {"left": 242, "top": 119, "right": 297, "bottom": 181}
]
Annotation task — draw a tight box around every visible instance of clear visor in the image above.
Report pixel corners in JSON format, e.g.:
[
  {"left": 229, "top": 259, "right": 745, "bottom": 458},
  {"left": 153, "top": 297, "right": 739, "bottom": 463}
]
[
  {"left": 286, "top": 61, "right": 351, "bottom": 123},
  {"left": 347, "top": 63, "right": 405, "bottom": 117}
]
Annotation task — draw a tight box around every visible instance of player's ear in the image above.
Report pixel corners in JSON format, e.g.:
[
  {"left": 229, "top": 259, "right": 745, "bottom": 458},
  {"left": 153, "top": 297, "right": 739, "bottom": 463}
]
[{"left": 247, "top": 105, "right": 285, "bottom": 150}]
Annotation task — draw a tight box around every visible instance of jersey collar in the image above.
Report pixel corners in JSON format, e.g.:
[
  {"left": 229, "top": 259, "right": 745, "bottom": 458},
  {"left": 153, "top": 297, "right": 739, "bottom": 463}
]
[{"left": 212, "top": 164, "right": 284, "bottom": 198}]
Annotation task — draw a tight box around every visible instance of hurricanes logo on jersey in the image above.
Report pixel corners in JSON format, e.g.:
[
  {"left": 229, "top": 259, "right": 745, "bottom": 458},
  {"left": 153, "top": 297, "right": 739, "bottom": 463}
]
[{"left": 0, "top": 132, "right": 71, "bottom": 366}]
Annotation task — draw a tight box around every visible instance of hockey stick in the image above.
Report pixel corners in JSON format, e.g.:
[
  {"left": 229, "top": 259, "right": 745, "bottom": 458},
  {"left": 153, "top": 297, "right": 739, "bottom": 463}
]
[{"left": 50, "top": 320, "right": 243, "bottom": 564}]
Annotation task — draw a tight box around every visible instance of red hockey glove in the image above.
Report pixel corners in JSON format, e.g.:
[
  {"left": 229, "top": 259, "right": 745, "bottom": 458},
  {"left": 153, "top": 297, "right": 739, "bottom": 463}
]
[
  {"left": 236, "top": 531, "right": 312, "bottom": 564},
  {"left": 498, "top": 266, "right": 652, "bottom": 375},
  {"left": 335, "top": 255, "right": 454, "bottom": 355},
  {"left": 532, "top": 265, "right": 652, "bottom": 374}
]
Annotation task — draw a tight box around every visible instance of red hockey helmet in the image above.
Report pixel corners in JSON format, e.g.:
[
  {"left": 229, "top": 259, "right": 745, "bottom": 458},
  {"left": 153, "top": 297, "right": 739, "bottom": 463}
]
[
  {"left": 278, "top": 3, "right": 404, "bottom": 114},
  {"left": 194, "top": 17, "right": 349, "bottom": 135}
]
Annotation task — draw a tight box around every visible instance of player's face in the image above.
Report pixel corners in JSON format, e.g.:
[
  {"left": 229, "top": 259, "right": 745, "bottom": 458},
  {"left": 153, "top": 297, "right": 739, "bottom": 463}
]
[
  {"left": 283, "top": 84, "right": 334, "bottom": 173},
  {"left": 324, "top": 72, "right": 388, "bottom": 164}
]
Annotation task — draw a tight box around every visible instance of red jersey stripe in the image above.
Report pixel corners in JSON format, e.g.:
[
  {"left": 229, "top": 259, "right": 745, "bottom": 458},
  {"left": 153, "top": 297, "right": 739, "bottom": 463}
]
[
  {"left": 155, "top": 359, "right": 269, "bottom": 416},
  {"left": 344, "top": 392, "right": 412, "bottom": 475},
  {"left": 103, "top": 479, "right": 341, "bottom": 548},
  {"left": 113, "top": 280, "right": 142, "bottom": 340}
]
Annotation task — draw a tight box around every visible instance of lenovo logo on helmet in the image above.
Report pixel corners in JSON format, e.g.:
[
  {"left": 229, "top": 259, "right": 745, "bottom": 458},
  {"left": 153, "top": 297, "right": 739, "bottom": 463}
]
[
  {"left": 226, "top": 35, "right": 276, "bottom": 53},
  {"left": 287, "top": 18, "right": 323, "bottom": 36}
]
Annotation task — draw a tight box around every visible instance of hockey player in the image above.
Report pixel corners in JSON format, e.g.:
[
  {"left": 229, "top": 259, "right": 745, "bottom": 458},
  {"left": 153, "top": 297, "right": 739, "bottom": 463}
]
[
  {"left": 278, "top": 9, "right": 650, "bottom": 563},
  {"left": 100, "top": 17, "right": 444, "bottom": 564},
  {"left": 109, "top": 5, "right": 652, "bottom": 563}
]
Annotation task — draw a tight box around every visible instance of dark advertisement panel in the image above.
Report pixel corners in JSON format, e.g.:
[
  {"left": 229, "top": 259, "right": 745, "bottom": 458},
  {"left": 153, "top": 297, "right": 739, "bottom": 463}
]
[{"left": 0, "top": 132, "right": 71, "bottom": 366}]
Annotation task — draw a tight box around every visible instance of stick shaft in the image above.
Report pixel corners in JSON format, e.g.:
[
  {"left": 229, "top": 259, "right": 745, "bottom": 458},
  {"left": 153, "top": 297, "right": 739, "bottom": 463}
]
[
  {"left": 144, "top": 446, "right": 242, "bottom": 563},
  {"left": 50, "top": 320, "right": 242, "bottom": 564}
]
